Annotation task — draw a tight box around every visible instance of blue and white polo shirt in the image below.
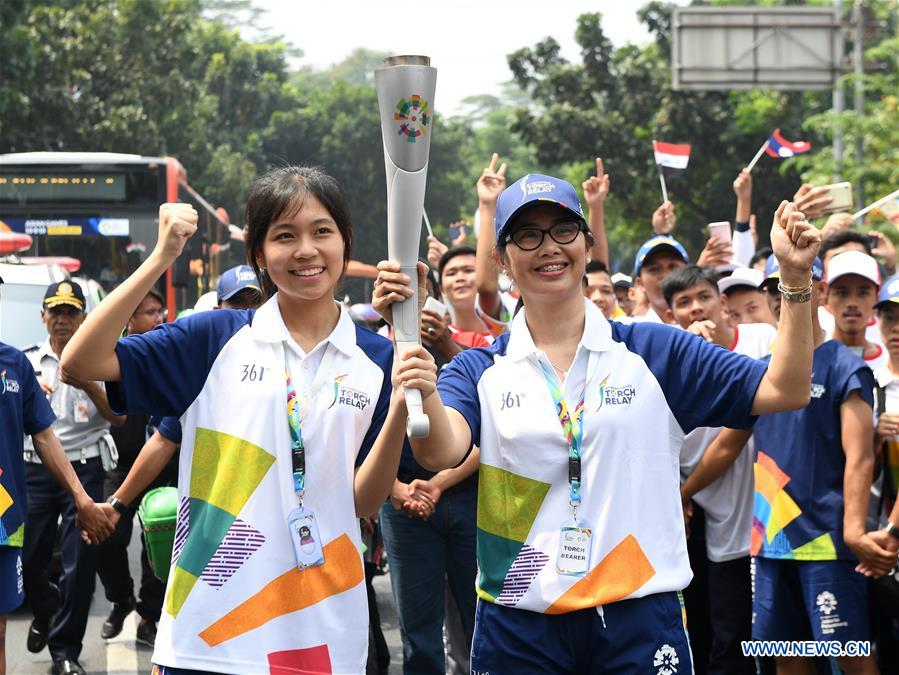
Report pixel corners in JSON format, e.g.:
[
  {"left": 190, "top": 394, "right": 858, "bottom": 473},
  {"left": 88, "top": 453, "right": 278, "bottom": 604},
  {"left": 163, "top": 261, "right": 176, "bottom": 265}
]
[
  {"left": 437, "top": 299, "right": 767, "bottom": 614},
  {"left": 108, "top": 294, "right": 393, "bottom": 674}
]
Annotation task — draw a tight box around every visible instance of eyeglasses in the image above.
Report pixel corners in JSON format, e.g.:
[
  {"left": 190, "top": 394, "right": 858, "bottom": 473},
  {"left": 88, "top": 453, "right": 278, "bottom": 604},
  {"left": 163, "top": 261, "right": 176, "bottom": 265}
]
[{"left": 505, "top": 221, "right": 584, "bottom": 251}]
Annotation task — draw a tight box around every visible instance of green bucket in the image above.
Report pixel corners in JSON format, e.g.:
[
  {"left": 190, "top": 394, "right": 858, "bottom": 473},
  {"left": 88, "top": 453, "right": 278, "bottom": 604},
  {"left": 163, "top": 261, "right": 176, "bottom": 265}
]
[{"left": 138, "top": 486, "right": 179, "bottom": 582}]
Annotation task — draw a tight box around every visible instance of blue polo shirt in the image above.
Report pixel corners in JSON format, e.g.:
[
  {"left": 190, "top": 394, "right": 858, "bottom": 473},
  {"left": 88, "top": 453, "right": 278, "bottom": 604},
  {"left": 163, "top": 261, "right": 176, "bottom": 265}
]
[
  {"left": 0, "top": 342, "right": 55, "bottom": 546},
  {"left": 752, "top": 340, "right": 874, "bottom": 561}
]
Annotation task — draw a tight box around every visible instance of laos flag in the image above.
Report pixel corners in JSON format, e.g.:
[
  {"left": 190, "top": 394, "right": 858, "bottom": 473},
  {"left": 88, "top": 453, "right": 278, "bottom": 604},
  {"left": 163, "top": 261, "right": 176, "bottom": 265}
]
[{"left": 765, "top": 129, "right": 812, "bottom": 158}]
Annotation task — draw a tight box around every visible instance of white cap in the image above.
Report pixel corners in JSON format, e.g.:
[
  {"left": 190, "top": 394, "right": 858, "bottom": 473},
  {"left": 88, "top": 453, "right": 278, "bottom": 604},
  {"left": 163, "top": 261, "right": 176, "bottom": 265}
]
[
  {"left": 718, "top": 267, "right": 765, "bottom": 294},
  {"left": 825, "top": 250, "right": 881, "bottom": 287}
]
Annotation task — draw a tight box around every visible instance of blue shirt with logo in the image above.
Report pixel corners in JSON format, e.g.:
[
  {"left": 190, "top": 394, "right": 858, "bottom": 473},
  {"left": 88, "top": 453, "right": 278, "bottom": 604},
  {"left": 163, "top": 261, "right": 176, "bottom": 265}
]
[
  {"left": 0, "top": 342, "right": 56, "bottom": 546},
  {"left": 752, "top": 340, "right": 874, "bottom": 561}
]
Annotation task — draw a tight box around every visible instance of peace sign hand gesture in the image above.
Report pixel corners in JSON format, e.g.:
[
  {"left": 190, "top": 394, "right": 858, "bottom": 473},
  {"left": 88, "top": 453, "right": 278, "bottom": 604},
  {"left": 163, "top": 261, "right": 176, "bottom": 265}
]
[{"left": 477, "top": 153, "right": 507, "bottom": 206}]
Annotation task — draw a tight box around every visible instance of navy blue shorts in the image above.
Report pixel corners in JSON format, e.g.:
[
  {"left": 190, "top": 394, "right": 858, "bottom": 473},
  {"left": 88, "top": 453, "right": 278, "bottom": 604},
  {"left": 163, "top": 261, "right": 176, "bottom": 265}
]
[
  {"left": 0, "top": 545, "right": 24, "bottom": 613},
  {"left": 752, "top": 557, "right": 869, "bottom": 642},
  {"left": 470, "top": 591, "right": 692, "bottom": 674}
]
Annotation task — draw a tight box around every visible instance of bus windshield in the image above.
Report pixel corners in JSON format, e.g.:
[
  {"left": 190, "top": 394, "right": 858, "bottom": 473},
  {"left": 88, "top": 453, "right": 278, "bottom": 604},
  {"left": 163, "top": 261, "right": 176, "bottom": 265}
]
[{"left": 0, "top": 152, "right": 245, "bottom": 315}]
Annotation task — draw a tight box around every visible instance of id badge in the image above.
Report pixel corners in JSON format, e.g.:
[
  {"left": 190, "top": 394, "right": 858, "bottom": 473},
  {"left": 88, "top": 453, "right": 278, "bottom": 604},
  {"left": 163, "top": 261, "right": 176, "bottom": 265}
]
[
  {"left": 287, "top": 507, "right": 324, "bottom": 570},
  {"left": 73, "top": 400, "right": 90, "bottom": 423},
  {"left": 556, "top": 519, "right": 592, "bottom": 577}
]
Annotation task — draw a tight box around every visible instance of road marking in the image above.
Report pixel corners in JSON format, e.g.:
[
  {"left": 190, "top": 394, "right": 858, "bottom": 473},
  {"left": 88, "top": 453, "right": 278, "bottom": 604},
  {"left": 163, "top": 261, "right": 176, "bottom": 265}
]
[{"left": 104, "top": 612, "right": 143, "bottom": 675}]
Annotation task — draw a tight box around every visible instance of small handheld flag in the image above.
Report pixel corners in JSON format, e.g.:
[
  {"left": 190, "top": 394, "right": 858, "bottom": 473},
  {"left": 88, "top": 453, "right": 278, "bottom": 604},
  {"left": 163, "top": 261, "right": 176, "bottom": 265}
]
[
  {"left": 652, "top": 141, "right": 692, "bottom": 170},
  {"left": 764, "top": 129, "right": 812, "bottom": 158},
  {"left": 746, "top": 129, "right": 812, "bottom": 172},
  {"left": 652, "top": 140, "right": 691, "bottom": 202}
]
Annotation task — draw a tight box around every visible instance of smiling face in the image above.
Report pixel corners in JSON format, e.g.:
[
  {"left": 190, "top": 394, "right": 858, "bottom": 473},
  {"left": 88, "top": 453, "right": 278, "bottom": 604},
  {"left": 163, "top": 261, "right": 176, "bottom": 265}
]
[
  {"left": 826, "top": 274, "right": 877, "bottom": 338},
  {"left": 255, "top": 195, "right": 346, "bottom": 303},
  {"left": 441, "top": 253, "right": 477, "bottom": 310},
  {"left": 500, "top": 203, "right": 588, "bottom": 304}
]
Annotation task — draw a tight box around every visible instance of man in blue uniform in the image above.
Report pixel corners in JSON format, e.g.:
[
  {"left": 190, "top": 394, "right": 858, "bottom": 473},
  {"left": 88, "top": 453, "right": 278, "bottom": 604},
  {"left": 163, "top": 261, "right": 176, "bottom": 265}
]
[{"left": 0, "top": 277, "right": 113, "bottom": 675}]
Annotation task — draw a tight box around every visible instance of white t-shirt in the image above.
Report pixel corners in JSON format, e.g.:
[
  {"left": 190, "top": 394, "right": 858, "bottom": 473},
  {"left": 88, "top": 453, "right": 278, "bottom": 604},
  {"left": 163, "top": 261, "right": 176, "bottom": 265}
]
[
  {"left": 108, "top": 297, "right": 394, "bottom": 674},
  {"left": 625, "top": 306, "right": 664, "bottom": 324},
  {"left": 438, "top": 300, "right": 767, "bottom": 613},
  {"left": 679, "top": 322, "right": 777, "bottom": 562}
]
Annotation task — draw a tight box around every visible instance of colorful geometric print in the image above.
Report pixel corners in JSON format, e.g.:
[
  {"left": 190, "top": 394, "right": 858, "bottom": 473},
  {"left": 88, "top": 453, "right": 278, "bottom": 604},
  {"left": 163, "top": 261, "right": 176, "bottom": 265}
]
[
  {"left": 199, "top": 533, "right": 363, "bottom": 646},
  {"left": 268, "top": 645, "right": 332, "bottom": 674},
  {"left": 545, "top": 535, "right": 655, "bottom": 613},
  {"left": 0, "top": 470, "right": 22, "bottom": 547},
  {"left": 202, "top": 519, "right": 266, "bottom": 588},
  {"left": 476, "top": 464, "right": 550, "bottom": 602},
  {"left": 166, "top": 428, "right": 275, "bottom": 617},
  {"left": 495, "top": 545, "right": 550, "bottom": 606},
  {"left": 394, "top": 94, "right": 430, "bottom": 143},
  {"left": 752, "top": 451, "right": 836, "bottom": 560}
]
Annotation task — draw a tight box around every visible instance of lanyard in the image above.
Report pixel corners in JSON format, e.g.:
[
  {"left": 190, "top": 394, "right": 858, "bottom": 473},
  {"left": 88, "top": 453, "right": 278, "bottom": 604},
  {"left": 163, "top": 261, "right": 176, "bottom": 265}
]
[
  {"left": 538, "top": 359, "right": 586, "bottom": 515},
  {"left": 283, "top": 343, "right": 336, "bottom": 506}
]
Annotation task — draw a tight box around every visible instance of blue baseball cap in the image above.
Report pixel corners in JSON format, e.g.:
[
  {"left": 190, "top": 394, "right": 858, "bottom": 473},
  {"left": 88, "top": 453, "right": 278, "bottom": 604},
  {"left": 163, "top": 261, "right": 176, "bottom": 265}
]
[
  {"left": 216, "top": 265, "right": 260, "bottom": 303},
  {"left": 760, "top": 254, "right": 824, "bottom": 289},
  {"left": 633, "top": 236, "right": 690, "bottom": 277},
  {"left": 495, "top": 174, "right": 585, "bottom": 243},
  {"left": 875, "top": 274, "right": 899, "bottom": 309}
]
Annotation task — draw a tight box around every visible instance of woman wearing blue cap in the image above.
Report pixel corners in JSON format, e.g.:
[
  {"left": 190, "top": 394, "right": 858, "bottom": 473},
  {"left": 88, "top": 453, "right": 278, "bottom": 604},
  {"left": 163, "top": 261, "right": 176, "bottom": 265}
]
[{"left": 375, "top": 173, "right": 822, "bottom": 672}]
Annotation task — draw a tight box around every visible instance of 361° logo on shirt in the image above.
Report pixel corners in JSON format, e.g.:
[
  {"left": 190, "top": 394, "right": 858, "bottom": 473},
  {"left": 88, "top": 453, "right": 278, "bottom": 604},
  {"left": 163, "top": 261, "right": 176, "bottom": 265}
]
[
  {"left": 596, "top": 373, "right": 635, "bottom": 410},
  {"left": 0, "top": 370, "right": 20, "bottom": 395}
]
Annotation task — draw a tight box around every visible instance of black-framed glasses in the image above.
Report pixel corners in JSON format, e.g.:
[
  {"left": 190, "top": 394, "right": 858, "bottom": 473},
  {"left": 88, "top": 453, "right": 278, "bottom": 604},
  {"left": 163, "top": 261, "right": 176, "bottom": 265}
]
[{"left": 505, "top": 221, "right": 584, "bottom": 251}]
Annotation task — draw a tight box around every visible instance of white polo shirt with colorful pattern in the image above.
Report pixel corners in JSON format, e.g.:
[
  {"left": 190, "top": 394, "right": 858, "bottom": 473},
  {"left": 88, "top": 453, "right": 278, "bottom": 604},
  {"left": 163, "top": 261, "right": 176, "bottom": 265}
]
[
  {"left": 108, "top": 295, "right": 393, "bottom": 675},
  {"left": 437, "top": 299, "right": 767, "bottom": 613}
]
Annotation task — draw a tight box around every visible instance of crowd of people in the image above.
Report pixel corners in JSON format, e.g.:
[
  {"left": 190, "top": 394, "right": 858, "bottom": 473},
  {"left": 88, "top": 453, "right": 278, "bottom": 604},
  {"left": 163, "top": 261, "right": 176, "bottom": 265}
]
[{"left": 0, "top": 152, "right": 897, "bottom": 675}]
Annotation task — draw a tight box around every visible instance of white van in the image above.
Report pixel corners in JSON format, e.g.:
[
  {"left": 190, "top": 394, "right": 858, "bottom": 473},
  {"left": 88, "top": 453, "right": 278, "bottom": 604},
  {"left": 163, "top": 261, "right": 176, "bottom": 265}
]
[{"left": 0, "top": 260, "right": 103, "bottom": 348}]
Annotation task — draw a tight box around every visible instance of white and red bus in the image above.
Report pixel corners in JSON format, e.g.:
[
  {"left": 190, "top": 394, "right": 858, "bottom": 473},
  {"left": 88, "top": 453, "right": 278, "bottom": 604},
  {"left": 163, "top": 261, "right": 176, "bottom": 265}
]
[{"left": 0, "top": 152, "right": 244, "bottom": 318}]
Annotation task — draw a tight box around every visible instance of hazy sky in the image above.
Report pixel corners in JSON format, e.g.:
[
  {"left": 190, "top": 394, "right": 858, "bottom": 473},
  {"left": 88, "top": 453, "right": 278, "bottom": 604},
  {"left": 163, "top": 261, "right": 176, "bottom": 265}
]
[{"left": 256, "top": 0, "right": 685, "bottom": 114}]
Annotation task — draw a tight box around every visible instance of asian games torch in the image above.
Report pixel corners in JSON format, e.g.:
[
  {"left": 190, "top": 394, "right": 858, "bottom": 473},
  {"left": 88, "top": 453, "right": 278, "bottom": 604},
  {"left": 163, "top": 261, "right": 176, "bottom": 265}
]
[{"left": 376, "top": 55, "right": 436, "bottom": 438}]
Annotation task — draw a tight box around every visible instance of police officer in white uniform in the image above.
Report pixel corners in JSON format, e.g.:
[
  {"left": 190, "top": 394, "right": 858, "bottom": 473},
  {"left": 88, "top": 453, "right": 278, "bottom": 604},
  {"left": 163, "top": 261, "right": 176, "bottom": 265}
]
[{"left": 22, "top": 281, "right": 125, "bottom": 675}]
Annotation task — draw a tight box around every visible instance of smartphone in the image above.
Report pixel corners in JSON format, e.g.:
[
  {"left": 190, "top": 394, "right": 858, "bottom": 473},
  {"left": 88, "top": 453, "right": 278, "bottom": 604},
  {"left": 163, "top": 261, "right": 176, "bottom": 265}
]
[
  {"left": 819, "top": 182, "right": 853, "bottom": 214},
  {"left": 867, "top": 234, "right": 880, "bottom": 251},
  {"left": 707, "top": 221, "right": 732, "bottom": 245},
  {"left": 423, "top": 296, "right": 447, "bottom": 316}
]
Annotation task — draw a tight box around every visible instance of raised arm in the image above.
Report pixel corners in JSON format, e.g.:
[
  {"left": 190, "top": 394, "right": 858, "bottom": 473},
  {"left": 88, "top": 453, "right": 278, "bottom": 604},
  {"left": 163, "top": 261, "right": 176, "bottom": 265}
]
[
  {"left": 61, "top": 203, "right": 198, "bottom": 383},
  {"left": 751, "top": 202, "right": 821, "bottom": 415},
  {"left": 581, "top": 157, "right": 610, "bottom": 267},
  {"left": 475, "top": 153, "right": 507, "bottom": 320},
  {"left": 732, "top": 170, "right": 756, "bottom": 267}
]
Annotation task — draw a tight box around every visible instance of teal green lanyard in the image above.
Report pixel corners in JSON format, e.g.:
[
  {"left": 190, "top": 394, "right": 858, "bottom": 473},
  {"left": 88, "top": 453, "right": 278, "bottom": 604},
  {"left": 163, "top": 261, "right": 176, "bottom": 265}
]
[
  {"left": 538, "top": 360, "right": 586, "bottom": 513},
  {"left": 283, "top": 344, "right": 335, "bottom": 506}
]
